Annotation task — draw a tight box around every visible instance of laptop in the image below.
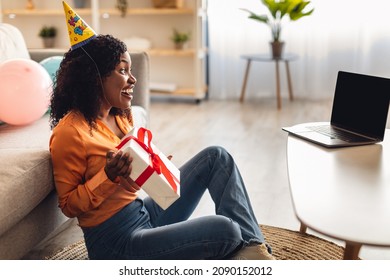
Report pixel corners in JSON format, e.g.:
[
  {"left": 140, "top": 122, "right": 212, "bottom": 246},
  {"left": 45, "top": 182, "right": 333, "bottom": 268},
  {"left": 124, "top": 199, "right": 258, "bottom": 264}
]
[{"left": 282, "top": 71, "right": 390, "bottom": 148}]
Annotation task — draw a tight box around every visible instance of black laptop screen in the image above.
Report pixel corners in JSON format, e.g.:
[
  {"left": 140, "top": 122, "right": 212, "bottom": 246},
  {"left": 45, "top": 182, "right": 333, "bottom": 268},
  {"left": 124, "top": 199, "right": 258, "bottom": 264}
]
[{"left": 330, "top": 71, "right": 390, "bottom": 140}]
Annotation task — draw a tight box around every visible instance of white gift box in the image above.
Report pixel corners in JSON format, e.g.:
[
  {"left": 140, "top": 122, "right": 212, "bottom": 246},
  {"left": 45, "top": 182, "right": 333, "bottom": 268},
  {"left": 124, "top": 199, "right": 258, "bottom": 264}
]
[{"left": 117, "top": 127, "right": 180, "bottom": 210}]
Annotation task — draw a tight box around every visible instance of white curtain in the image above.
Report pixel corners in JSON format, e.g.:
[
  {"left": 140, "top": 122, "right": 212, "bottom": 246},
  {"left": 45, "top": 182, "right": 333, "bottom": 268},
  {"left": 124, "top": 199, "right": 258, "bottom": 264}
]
[{"left": 207, "top": 0, "right": 390, "bottom": 100}]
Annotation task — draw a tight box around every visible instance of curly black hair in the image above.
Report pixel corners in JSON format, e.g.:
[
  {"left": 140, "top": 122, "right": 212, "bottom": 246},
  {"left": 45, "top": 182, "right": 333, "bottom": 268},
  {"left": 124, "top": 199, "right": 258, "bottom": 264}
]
[{"left": 49, "top": 34, "right": 130, "bottom": 130}]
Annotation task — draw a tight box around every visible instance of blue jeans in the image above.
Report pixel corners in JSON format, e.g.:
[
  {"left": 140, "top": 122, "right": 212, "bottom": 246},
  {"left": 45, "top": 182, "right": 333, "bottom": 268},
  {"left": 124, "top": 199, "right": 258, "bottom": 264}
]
[{"left": 83, "top": 146, "right": 267, "bottom": 259}]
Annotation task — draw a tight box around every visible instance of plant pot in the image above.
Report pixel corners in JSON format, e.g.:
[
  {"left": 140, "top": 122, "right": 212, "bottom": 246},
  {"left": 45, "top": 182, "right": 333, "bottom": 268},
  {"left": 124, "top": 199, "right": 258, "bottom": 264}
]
[
  {"left": 26, "top": 0, "right": 35, "bottom": 10},
  {"left": 42, "top": 38, "right": 55, "bottom": 48},
  {"left": 73, "top": 0, "right": 87, "bottom": 8},
  {"left": 270, "top": 41, "right": 285, "bottom": 59},
  {"left": 152, "top": 0, "right": 184, "bottom": 8},
  {"left": 174, "top": 42, "right": 188, "bottom": 50}
]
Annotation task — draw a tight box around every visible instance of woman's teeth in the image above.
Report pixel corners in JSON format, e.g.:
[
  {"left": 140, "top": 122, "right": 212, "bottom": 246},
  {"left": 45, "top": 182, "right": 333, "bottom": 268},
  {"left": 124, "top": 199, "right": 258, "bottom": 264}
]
[{"left": 122, "top": 89, "right": 133, "bottom": 95}]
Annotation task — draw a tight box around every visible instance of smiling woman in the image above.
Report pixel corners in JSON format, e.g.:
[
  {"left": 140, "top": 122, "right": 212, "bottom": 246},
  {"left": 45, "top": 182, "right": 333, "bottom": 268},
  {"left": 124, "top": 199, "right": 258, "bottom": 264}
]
[
  {"left": 47, "top": 2, "right": 278, "bottom": 260},
  {"left": 207, "top": 0, "right": 390, "bottom": 100},
  {"left": 49, "top": 32, "right": 277, "bottom": 260},
  {"left": 49, "top": 34, "right": 133, "bottom": 131}
]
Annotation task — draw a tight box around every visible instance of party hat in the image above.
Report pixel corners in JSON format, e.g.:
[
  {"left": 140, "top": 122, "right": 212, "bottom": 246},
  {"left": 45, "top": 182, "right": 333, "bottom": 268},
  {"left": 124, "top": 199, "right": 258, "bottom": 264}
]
[{"left": 62, "top": 1, "right": 97, "bottom": 50}]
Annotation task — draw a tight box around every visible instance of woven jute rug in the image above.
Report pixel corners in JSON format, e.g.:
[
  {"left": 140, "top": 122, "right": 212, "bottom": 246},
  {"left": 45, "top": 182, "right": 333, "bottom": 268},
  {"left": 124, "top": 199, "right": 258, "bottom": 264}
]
[{"left": 45, "top": 224, "right": 346, "bottom": 260}]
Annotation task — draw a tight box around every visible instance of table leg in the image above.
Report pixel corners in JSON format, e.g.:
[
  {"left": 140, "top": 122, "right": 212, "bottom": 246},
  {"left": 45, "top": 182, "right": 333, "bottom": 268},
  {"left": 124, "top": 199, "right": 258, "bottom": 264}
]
[
  {"left": 240, "top": 60, "right": 251, "bottom": 103},
  {"left": 285, "top": 61, "right": 294, "bottom": 101},
  {"left": 275, "top": 60, "right": 281, "bottom": 109},
  {"left": 343, "top": 242, "right": 362, "bottom": 260},
  {"left": 299, "top": 223, "right": 307, "bottom": 233}
]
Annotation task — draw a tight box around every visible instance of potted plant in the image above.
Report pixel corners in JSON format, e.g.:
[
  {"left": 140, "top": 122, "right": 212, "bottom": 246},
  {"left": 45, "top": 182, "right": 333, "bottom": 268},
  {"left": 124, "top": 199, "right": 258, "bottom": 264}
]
[
  {"left": 152, "top": 0, "right": 184, "bottom": 8},
  {"left": 241, "top": 0, "right": 314, "bottom": 58},
  {"left": 171, "top": 29, "right": 191, "bottom": 50},
  {"left": 73, "top": 0, "right": 87, "bottom": 8},
  {"left": 38, "top": 26, "right": 57, "bottom": 48},
  {"left": 116, "top": 0, "right": 128, "bottom": 17}
]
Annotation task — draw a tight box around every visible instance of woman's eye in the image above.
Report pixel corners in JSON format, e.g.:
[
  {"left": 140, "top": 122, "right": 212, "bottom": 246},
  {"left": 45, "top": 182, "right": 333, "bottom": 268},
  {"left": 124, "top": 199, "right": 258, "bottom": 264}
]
[{"left": 119, "top": 69, "right": 126, "bottom": 74}]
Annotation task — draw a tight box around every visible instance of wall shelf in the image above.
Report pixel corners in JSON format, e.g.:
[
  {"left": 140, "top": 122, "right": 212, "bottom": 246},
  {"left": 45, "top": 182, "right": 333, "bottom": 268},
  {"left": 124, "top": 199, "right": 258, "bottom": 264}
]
[
  {"left": 100, "top": 8, "right": 194, "bottom": 16},
  {"left": 2, "top": 8, "right": 91, "bottom": 16},
  {"left": 28, "top": 47, "right": 199, "bottom": 57},
  {"left": 0, "top": 0, "right": 208, "bottom": 102},
  {"left": 2, "top": 8, "right": 193, "bottom": 16}
]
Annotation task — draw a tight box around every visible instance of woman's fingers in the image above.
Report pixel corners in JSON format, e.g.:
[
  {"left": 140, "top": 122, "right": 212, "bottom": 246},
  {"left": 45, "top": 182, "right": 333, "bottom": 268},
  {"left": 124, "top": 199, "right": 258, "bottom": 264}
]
[
  {"left": 105, "top": 150, "right": 133, "bottom": 180},
  {"left": 106, "top": 150, "right": 122, "bottom": 167},
  {"left": 118, "top": 155, "right": 133, "bottom": 178}
]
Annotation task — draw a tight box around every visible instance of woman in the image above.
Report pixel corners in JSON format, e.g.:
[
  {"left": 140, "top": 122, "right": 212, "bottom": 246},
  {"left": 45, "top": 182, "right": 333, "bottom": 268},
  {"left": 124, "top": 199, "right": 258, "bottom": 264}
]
[{"left": 49, "top": 34, "right": 274, "bottom": 260}]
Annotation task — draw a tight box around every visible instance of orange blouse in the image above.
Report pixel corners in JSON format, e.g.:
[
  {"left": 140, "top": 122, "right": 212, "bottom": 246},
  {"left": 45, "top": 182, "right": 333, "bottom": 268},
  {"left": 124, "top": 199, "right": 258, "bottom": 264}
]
[{"left": 49, "top": 111, "right": 137, "bottom": 228}]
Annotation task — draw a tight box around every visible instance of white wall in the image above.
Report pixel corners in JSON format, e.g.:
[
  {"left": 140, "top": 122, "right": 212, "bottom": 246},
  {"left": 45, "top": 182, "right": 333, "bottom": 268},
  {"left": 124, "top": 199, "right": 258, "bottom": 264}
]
[{"left": 207, "top": 0, "right": 390, "bottom": 100}]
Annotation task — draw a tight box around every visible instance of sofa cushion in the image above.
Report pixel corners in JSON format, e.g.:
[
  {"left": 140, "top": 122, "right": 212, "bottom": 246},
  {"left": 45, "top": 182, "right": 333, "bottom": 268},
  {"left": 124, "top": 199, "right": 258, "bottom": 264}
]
[
  {"left": 0, "top": 148, "right": 54, "bottom": 236},
  {"left": 132, "top": 105, "right": 148, "bottom": 128},
  {"left": 0, "top": 23, "right": 30, "bottom": 64},
  {"left": 0, "top": 115, "right": 53, "bottom": 235},
  {"left": 0, "top": 114, "right": 51, "bottom": 149},
  {"left": 0, "top": 106, "right": 147, "bottom": 236},
  {"left": 0, "top": 190, "right": 67, "bottom": 260}
]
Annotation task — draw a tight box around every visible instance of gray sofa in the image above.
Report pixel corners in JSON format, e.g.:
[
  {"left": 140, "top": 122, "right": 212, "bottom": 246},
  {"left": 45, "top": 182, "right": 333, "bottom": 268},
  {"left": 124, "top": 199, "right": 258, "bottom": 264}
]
[{"left": 0, "top": 23, "right": 150, "bottom": 259}]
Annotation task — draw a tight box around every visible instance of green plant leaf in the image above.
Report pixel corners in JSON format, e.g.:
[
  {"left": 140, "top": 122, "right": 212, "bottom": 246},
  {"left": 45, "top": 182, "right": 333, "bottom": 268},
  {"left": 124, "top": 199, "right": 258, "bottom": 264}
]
[
  {"left": 171, "top": 29, "right": 191, "bottom": 43},
  {"left": 276, "top": 1, "right": 291, "bottom": 20},
  {"left": 241, "top": 0, "right": 314, "bottom": 41},
  {"left": 262, "top": 0, "right": 278, "bottom": 18},
  {"left": 289, "top": 1, "right": 314, "bottom": 21},
  {"left": 39, "top": 26, "right": 57, "bottom": 38},
  {"left": 240, "top": 8, "right": 269, "bottom": 23}
]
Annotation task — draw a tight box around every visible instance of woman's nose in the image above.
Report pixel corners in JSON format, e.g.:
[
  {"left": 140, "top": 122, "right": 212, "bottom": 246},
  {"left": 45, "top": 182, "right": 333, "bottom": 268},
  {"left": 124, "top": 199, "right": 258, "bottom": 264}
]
[{"left": 128, "top": 73, "right": 137, "bottom": 85}]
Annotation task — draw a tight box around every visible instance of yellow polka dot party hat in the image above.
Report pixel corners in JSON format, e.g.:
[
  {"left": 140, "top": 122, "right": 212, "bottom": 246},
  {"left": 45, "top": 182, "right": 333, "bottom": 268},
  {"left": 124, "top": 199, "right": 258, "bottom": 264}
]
[{"left": 62, "top": 1, "right": 97, "bottom": 50}]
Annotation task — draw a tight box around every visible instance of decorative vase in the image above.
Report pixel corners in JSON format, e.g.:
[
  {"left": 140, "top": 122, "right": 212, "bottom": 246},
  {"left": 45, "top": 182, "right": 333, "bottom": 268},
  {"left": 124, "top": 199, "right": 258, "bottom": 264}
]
[
  {"left": 174, "top": 42, "right": 188, "bottom": 50},
  {"left": 26, "top": 0, "right": 35, "bottom": 10},
  {"left": 270, "top": 41, "right": 285, "bottom": 59},
  {"left": 42, "top": 38, "right": 55, "bottom": 48},
  {"left": 152, "top": 0, "right": 184, "bottom": 8},
  {"left": 73, "top": 0, "right": 87, "bottom": 8}
]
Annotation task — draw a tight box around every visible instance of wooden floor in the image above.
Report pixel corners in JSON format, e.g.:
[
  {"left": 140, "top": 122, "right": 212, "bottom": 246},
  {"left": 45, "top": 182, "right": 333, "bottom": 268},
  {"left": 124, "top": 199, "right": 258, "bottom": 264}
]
[{"left": 23, "top": 97, "right": 390, "bottom": 260}]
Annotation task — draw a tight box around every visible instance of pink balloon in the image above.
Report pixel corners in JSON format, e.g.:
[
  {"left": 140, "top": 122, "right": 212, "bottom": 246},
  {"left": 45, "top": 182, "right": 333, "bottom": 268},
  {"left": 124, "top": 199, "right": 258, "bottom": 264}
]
[{"left": 0, "top": 59, "right": 52, "bottom": 125}]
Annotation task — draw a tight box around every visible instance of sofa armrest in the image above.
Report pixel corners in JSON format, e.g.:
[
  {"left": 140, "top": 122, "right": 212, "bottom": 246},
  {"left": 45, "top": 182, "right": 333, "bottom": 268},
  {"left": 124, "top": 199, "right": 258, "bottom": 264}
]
[
  {"left": 28, "top": 49, "right": 150, "bottom": 119},
  {"left": 28, "top": 48, "right": 67, "bottom": 63},
  {"left": 128, "top": 52, "right": 150, "bottom": 115}
]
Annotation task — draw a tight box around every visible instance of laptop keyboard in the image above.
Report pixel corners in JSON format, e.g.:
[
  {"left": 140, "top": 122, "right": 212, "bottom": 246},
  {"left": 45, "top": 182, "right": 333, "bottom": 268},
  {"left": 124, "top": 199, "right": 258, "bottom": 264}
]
[{"left": 307, "top": 125, "right": 370, "bottom": 142}]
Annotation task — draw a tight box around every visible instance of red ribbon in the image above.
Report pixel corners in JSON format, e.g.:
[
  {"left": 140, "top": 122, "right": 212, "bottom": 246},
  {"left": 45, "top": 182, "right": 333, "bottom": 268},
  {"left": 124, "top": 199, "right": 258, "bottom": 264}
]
[{"left": 116, "top": 128, "right": 179, "bottom": 192}]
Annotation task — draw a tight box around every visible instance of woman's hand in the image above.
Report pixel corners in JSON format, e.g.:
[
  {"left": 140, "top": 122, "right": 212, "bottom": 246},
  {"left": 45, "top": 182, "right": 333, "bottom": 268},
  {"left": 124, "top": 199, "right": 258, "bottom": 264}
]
[
  {"left": 104, "top": 150, "right": 132, "bottom": 182},
  {"left": 105, "top": 150, "right": 141, "bottom": 193}
]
